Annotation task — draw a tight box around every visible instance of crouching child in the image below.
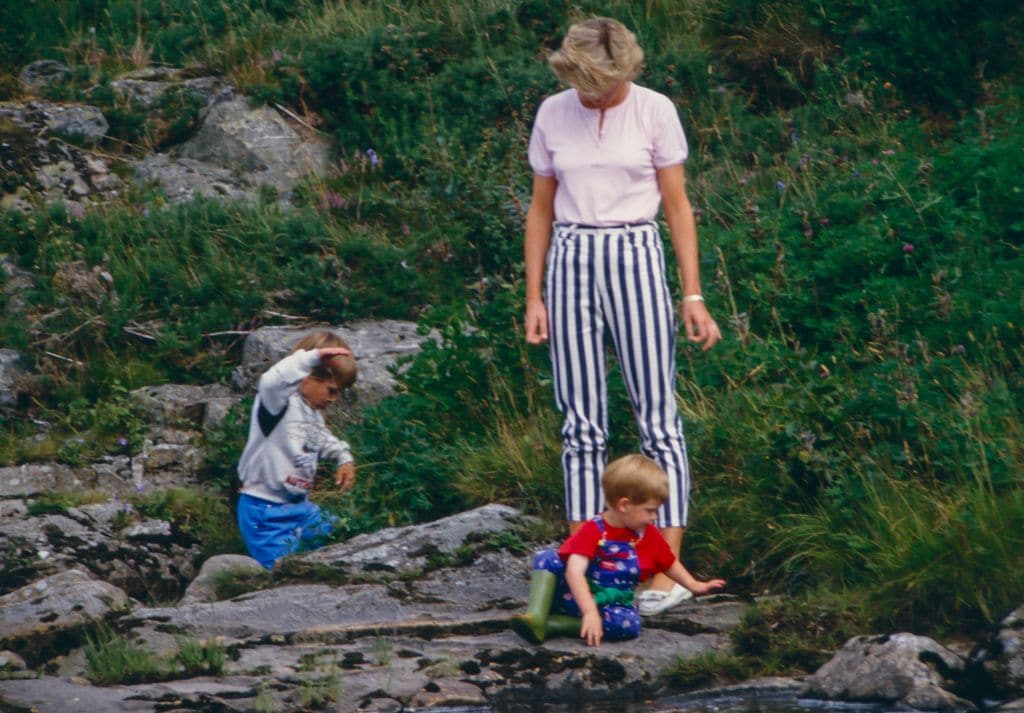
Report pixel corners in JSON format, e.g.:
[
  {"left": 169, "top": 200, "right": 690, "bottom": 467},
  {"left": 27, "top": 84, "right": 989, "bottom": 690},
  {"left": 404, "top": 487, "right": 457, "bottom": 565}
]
[
  {"left": 512, "top": 454, "right": 726, "bottom": 646},
  {"left": 236, "top": 331, "right": 357, "bottom": 569}
]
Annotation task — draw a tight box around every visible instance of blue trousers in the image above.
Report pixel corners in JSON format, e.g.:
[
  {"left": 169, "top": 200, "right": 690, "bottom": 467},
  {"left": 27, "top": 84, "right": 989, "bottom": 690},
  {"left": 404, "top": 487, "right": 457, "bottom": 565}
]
[
  {"left": 237, "top": 493, "right": 335, "bottom": 569},
  {"left": 545, "top": 222, "right": 691, "bottom": 526},
  {"left": 534, "top": 549, "right": 641, "bottom": 641}
]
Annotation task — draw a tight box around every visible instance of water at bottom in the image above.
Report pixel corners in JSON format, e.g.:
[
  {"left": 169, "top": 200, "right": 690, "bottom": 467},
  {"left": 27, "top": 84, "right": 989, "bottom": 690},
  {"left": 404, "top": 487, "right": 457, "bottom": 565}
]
[{"left": 421, "top": 691, "right": 892, "bottom": 713}]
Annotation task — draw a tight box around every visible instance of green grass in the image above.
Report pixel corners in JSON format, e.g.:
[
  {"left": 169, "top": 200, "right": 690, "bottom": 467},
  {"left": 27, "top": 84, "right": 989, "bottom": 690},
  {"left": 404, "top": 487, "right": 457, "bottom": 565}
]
[{"left": 84, "top": 626, "right": 164, "bottom": 685}]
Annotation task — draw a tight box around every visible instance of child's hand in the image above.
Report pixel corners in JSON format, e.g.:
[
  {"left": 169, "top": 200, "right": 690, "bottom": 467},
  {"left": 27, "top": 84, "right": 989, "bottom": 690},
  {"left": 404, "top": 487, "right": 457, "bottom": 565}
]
[
  {"left": 579, "top": 610, "right": 603, "bottom": 647},
  {"left": 334, "top": 462, "right": 356, "bottom": 491},
  {"left": 318, "top": 347, "right": 352, "bottom": 361},
  {"left": 690, "top": 578, "right": 727, "bottom": 595}
]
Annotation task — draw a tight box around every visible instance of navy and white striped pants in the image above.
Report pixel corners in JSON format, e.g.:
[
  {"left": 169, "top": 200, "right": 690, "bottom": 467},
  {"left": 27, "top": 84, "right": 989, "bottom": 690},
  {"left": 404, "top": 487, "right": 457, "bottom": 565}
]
[{"left": 545, "top": 222, "right": 691, "bottom": 527}]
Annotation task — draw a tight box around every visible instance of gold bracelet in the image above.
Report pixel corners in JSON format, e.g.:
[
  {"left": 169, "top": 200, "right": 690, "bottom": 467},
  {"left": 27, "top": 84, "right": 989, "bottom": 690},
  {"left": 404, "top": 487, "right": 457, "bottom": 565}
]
[{"left": 682, "top": 294, "right": 704, "bottom": 303}]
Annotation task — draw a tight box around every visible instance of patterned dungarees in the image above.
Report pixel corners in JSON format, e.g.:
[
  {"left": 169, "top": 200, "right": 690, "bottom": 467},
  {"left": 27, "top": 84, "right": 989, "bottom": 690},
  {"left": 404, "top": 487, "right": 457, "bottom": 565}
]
[{"left": 533, "top": 517, "right": 643, "bottom": 640}]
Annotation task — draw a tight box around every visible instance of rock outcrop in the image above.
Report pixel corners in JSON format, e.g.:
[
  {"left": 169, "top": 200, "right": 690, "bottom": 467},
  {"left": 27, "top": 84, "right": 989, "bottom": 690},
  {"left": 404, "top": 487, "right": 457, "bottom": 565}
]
[
  {"left": 0, "top": 505, "right": 746, "bottom": 712},
  {"left": 230, "top": 322, "right": 435, "bottom": 421},
  {"left": 971, "top": 603, "right": 1024, "bottom": 697},
  {"left": 802, "top": 632, "right": 976, "bottom": 711},
  {"left": 2, "top": 64, "right": 331, "bottom": 211}
]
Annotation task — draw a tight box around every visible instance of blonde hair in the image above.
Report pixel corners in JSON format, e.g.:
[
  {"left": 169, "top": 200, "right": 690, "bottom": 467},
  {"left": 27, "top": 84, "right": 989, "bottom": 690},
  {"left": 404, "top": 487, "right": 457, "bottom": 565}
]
[
  {"left": 292, "top": 330, "right": 357, "bottom": 389},
  {"left": 602, "top": 454, "right": 669, "bottom": 506},
  {"left": 548, "top": 17, "right": 644, "bottom": 97}
]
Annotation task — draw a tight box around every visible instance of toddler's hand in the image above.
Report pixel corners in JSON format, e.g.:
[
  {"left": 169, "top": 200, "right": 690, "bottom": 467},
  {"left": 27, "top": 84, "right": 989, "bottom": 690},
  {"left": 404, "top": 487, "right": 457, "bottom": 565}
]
[
  {"left": 690, "top": 578, "right": 727, "bottom": 595},
  {"left": 579, "top": 610, "right": 603, "bottom": 647},
  {"left": 318, "top": 347, "right": 352, "bottom": 361},
  {"left": 334, "top": 462, "right": 356, "bottom": 491}
]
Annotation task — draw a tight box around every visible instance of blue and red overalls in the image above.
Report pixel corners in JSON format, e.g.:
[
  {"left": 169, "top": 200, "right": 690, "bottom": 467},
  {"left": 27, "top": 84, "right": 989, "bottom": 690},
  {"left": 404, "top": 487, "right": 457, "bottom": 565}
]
[{"left": 533, "top": 517, "right": 642, "bottom": 640}]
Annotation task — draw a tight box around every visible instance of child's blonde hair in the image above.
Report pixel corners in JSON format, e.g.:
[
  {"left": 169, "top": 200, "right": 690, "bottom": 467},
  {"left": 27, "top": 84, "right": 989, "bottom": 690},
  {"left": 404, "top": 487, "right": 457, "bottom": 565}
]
[
  {"left": 292, "top": 330, "right": 357, "bottom": 389},
  {"left": 602, "top": 454, "right": 669, "bottom": 505}
]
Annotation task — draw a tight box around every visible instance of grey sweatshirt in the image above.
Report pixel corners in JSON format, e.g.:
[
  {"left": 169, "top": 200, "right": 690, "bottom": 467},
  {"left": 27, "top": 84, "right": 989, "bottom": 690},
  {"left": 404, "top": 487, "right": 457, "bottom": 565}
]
[{"left": 237, "top": 349, "right": 353, "bottom": 503}]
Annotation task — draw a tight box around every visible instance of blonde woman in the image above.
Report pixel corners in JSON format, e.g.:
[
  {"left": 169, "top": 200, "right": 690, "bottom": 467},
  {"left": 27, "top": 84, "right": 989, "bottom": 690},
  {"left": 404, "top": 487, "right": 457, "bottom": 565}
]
[{"left": 523, "top": 17, "right": 721, "bottom": 615}]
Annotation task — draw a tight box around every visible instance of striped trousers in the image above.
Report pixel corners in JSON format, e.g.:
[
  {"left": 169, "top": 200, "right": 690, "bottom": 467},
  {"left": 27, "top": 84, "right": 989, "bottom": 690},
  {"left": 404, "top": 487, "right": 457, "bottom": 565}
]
[{"left": 546, "top": 222, "right": 691, "bottom": 527}]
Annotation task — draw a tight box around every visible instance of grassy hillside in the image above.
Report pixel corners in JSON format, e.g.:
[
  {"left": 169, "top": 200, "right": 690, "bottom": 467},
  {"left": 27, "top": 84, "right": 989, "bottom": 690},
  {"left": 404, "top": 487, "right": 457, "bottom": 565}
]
[{"left": 2, "top": 0, "right": 1022, "bottom": 648}]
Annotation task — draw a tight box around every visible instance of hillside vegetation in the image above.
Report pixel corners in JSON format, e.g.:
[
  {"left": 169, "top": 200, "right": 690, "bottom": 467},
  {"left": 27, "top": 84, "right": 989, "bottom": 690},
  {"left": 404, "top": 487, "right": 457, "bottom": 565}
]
[{"left": 1, "top": 0, "right": 1022, "bottom": 646}]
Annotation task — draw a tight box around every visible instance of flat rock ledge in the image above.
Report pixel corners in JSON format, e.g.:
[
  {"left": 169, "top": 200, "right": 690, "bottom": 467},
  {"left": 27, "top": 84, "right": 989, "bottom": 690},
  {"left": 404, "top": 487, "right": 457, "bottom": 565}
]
[{"left": 0, "top": 505, "right": 744, "bottom": 713}]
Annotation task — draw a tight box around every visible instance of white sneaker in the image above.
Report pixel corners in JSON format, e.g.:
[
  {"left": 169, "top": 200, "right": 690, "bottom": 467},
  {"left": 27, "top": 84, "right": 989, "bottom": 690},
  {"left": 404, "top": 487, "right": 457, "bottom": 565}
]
[{"left": 636, "top": 583, "right": 693, "bottom": 616}]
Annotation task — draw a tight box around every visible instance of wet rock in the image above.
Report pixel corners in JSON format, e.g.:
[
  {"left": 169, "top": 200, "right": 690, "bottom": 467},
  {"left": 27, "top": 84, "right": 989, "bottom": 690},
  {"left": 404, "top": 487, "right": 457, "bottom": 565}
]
[
  {"left": 18, "top": 60, "right": 71, "bottom": 90},
  {"left": 803, "top": 632, "right": 976, "bottom": 711},
  {"left": 0, "top": 569, "right": 131, "bottom": 664}
]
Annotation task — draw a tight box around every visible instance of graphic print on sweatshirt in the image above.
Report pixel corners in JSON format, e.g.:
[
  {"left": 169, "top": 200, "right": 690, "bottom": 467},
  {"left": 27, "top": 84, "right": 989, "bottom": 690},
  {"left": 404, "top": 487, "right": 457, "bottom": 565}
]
[{"left": 283, "top": 422, "right": 331, "bottom": 492}]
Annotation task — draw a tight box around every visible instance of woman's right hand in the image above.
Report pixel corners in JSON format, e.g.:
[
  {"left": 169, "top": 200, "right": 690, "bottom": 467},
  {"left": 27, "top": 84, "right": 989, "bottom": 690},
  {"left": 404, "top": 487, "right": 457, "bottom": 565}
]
[{"left": 525, "top": 298, "right": 549, "bottom": 344}]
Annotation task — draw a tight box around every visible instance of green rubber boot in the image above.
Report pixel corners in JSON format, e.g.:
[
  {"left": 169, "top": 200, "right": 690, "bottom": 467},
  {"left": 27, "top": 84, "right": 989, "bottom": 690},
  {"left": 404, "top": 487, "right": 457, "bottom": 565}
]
[
  {"left": 510, "top": 569, "right": 557, "bottom": 644},
  {"left": 544, "top": 614, "right": 582, "bottom": 640}
]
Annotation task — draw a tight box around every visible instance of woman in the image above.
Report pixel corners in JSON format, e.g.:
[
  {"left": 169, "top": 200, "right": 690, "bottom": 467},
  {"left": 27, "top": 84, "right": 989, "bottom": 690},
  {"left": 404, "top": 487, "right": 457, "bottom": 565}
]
[{"left": 523, "top": 17, "right": 721, "bottom": 615}]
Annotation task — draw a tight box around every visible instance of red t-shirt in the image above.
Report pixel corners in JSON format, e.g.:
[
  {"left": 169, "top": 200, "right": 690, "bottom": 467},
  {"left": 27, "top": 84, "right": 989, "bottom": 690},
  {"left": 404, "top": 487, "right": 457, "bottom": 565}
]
[{"left": 558, "top": 518, "right": 677, "bottom": 582}]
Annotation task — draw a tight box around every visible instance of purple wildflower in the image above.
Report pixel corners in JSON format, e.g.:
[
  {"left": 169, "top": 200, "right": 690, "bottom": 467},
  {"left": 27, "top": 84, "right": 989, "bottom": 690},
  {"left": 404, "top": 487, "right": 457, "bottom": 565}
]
[
  {"left": 819, "top": 217, "right": 830, "bottom": 226},
  {"left": 715, "top": 85, "right": 726, "bottom": 94},
  {"left": 954, "top": 344, "right": 966, "bottom": 355},
  {"left": 776, "top": 180, "right": 786, "bottom": 191},
  {"left": 799, "top": 154, "right": 810, "bottom": 168},
  {"left": 366, "top": 148, "right": 379, "bottom": 168},
  {"left": 272, "top": 49, "right": 283, "bottom": 63},
  {"left": 902, "top": 242, "right": 914, "bottom": 253},
  {"left": 882, "top": 149, "right": 895, "bottom": 156}
]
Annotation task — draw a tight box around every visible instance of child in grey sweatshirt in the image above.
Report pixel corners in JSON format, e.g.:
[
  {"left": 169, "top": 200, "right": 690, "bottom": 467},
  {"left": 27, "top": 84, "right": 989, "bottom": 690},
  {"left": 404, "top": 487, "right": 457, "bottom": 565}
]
[{"left": 236, "top": 331, "right": 357, "bottom": 568}]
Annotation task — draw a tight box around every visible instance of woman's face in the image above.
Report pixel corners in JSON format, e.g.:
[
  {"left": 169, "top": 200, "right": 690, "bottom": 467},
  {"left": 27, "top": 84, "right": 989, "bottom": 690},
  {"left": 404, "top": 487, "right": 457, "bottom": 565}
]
[{"left": 578, "top": 81, "right": 627, "bottom": 109}]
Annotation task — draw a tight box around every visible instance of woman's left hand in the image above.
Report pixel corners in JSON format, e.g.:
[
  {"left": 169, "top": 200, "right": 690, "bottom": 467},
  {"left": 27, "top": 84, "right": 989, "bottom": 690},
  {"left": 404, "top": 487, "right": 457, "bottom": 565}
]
[{"left": 682, "top": 301, "right": 721, "bottom": 351}]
